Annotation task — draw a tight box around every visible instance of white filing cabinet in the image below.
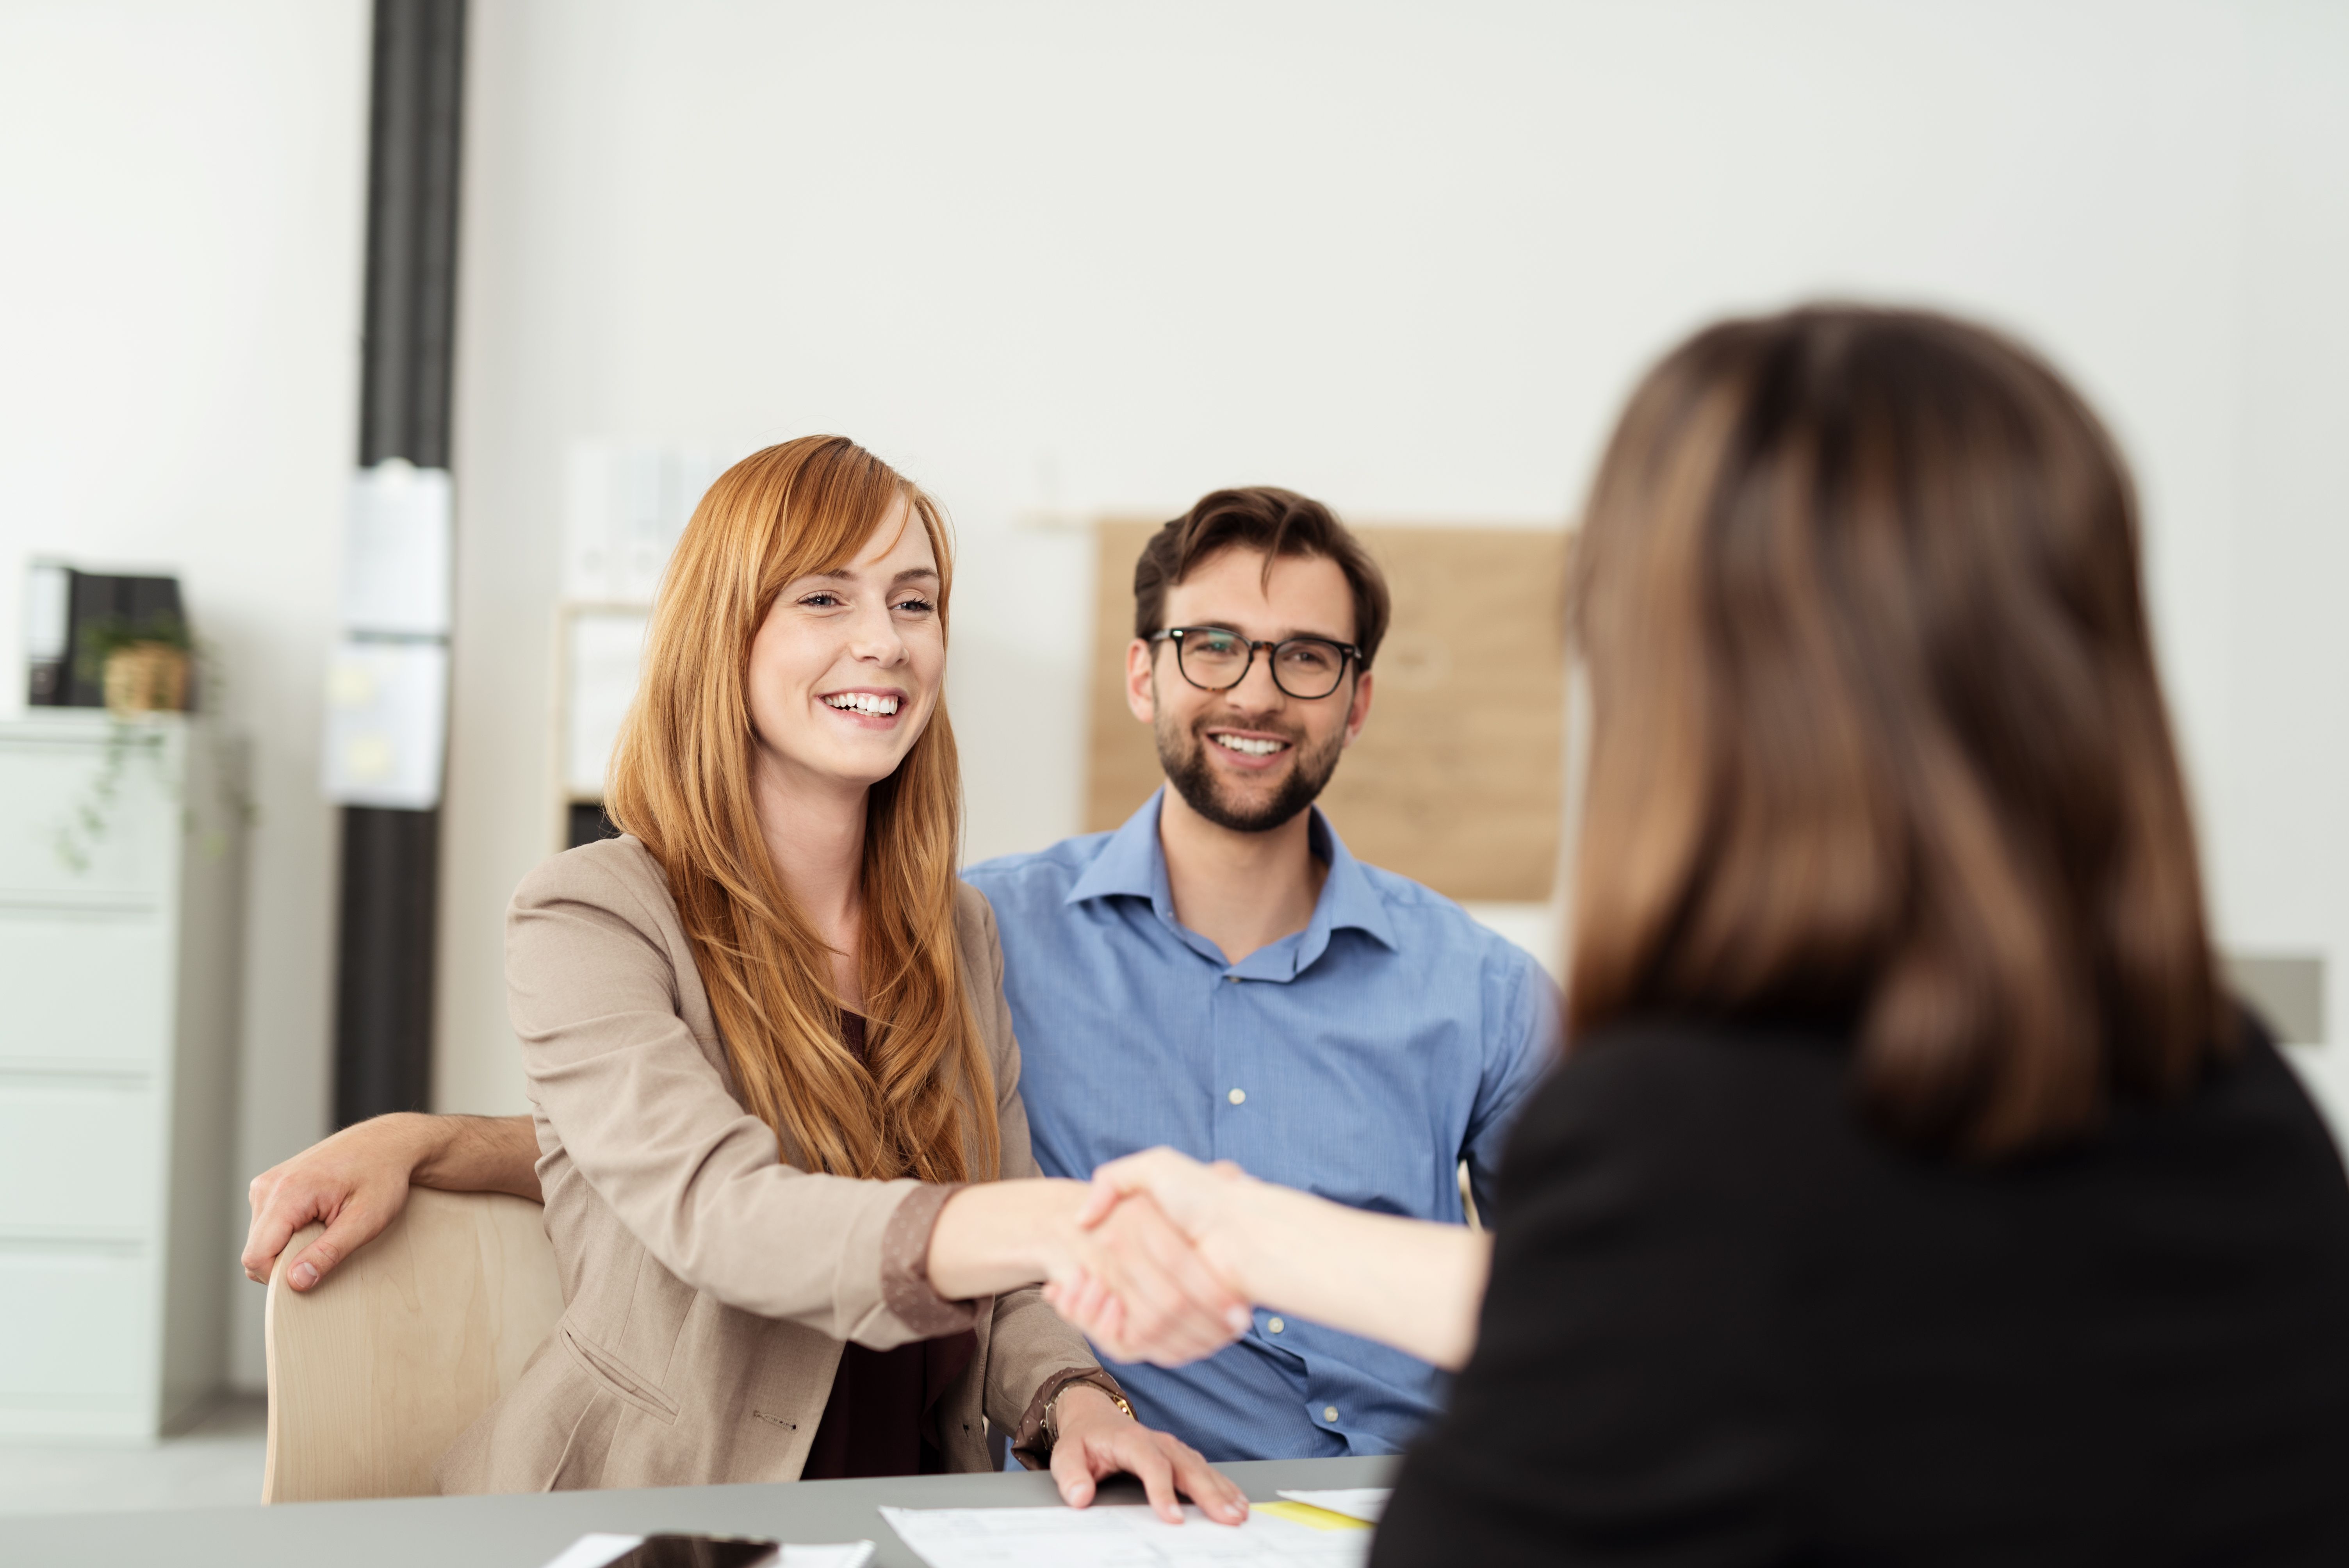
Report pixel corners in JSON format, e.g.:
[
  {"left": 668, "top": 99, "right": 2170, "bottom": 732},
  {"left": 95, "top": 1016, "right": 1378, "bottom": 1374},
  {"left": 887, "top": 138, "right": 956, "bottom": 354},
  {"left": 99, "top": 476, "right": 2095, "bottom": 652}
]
[{"left": 0, "top": 713, "right": 244, "bottom": 1439}]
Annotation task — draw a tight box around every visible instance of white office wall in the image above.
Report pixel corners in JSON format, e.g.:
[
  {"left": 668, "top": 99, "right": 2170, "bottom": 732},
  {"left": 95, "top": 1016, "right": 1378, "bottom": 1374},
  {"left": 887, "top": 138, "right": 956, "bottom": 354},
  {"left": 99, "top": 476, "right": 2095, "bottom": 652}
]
[
  {"left": 0, "top": 0, "right": 371, "bottom": 1391},
  {"left": 437, "top": 0, "right": 2349, "bottom": 1122},
  {"left": 2228, "top": 1, "right": 2349, "bottom": 1121}
]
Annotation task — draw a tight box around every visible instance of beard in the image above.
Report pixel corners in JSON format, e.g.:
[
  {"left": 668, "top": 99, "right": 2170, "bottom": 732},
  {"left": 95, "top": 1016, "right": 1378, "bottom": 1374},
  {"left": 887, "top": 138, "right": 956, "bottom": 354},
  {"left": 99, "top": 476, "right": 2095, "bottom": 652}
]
[{"left": 1155, "top": 706, "right": 1346, "bottom": 834}]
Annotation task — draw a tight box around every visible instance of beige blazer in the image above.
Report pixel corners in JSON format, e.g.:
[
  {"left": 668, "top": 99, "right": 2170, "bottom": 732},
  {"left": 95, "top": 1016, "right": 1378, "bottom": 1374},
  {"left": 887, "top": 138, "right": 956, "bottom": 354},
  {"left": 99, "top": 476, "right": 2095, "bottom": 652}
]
[{"left": 436, "top": 835, "right": 1109, "bottom": 1493}]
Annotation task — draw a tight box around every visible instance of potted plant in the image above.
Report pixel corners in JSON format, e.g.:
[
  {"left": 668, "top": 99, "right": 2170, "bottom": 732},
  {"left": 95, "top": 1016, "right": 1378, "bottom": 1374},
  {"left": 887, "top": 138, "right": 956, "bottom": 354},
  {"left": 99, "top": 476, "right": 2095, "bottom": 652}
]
[{"left": 77, "top": 610, "right": 194, "bottom": 717}]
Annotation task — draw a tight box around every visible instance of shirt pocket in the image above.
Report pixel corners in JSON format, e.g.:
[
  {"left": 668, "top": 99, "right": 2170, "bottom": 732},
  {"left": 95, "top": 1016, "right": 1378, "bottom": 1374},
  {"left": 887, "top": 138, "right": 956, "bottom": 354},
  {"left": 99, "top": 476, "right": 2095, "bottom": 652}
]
[{"left": 559, "top": 1323, "right": 681, "bottom": 1426}]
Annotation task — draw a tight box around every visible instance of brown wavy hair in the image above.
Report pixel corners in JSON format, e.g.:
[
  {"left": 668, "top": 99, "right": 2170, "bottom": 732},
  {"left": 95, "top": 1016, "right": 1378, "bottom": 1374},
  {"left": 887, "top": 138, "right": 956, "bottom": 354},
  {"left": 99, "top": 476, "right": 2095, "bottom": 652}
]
[
  {"left": 1567, "top": 306, "right": 2229, "bottom": 1156},
  {"left": 606, "top": 435, "right": 998, "bottom": 1182}
]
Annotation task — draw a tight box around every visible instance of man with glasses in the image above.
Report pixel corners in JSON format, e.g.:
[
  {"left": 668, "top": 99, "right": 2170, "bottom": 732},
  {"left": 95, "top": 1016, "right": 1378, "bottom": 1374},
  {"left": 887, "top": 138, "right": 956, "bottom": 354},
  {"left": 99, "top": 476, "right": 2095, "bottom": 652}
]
[
  {"left": 962, "top": 486, "right": 1555, "bottom": 1461},
  {"left": 241, "top": 486, "right": 1555, "bottom": 1465}
]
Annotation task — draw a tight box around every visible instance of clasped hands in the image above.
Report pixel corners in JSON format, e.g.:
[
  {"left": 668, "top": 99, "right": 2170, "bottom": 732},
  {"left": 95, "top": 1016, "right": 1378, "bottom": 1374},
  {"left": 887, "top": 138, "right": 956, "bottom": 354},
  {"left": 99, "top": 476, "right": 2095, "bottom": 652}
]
[{"left": 1040, "top": 1148, "right": 1264, "bottom": 1368}]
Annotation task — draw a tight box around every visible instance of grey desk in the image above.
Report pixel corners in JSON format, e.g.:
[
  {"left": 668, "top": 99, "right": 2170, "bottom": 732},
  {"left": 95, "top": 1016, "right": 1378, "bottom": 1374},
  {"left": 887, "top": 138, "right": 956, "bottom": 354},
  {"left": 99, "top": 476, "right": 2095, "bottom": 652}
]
[{"left": 0, "top": 1456, "right": 1397, "bottom": 1568}]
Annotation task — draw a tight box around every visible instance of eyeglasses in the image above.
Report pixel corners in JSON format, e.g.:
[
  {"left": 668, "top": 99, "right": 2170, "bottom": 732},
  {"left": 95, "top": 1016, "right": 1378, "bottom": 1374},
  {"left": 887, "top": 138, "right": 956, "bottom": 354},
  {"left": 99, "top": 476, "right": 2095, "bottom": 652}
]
[{"left": 1148, "top": 626, "right": 1363, "bottom": 700}]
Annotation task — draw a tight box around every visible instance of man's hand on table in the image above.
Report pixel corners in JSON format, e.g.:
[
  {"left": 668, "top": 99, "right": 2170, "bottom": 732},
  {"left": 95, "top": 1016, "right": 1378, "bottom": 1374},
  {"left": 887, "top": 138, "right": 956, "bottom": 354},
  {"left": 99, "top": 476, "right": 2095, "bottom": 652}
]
[
  {"left": 242, "top": 1111, "right": 541, "bottom": 1291},
  {"left": 1048, "top": 1384, "right": 1249, "bottom": 1526}
]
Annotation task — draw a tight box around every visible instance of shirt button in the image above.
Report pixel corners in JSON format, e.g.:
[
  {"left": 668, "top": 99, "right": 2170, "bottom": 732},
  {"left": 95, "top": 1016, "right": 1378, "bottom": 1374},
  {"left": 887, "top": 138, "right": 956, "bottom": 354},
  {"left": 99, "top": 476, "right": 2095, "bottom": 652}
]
[
  {"left": 1322, "top": 1405, "right": 1340, "bottom": 1423},
  {"left": 1224, "top": 974, "right": 1240, "bottom": 983},
  {"left": 1227, "top": 1088, "right": 1246, "bottom": 1105},
  {"left": 1267, "top": 1317, "right": 1285, "bottom": 1334}
]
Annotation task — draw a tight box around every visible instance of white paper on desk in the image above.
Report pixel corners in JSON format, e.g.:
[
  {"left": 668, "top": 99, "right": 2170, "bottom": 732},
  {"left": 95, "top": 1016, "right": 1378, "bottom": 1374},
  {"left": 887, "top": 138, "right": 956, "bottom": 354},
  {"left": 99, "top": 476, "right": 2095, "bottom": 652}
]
[
  {"left": 1275, "top": 1489, "right": 1390, "bottom": 1524},
  {"left": 879, "top": 1503, "right": 1371, "bottom": 1567},
  {"left": 542, "top": 1536, "right": 643, "bottom": 1568},
  {"left": 537, "top": 1534, "right": 876, "bottom": 1568}
]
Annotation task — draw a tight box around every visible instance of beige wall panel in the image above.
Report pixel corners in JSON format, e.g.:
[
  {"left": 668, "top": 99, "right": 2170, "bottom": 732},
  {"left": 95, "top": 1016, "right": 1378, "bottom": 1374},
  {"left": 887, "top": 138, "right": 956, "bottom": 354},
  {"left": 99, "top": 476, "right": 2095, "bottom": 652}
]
[{"left": 1086, "top": 521, "right": 1570, "bottom": 902}]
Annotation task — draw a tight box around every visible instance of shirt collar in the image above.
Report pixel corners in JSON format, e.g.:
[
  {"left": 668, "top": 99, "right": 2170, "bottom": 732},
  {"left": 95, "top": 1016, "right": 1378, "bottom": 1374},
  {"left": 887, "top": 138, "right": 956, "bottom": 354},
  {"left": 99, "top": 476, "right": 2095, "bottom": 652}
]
[
  {"left": 1308, "top": 811, "right": 1401, "bottom": 955},
  {"left": 1065, "top": 788, "right": 1176, "bottom": 911},
  {"left": 1066, "top": 788, "right": 1401, "bottom": 967}
]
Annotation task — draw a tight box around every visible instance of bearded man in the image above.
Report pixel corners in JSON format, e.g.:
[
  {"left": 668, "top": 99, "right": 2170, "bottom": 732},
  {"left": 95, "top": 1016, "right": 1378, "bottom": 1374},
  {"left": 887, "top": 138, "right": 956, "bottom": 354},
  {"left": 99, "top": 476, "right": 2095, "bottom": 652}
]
[{"left": 947, "top": 487, "right": 1554, "bottom": 1460}]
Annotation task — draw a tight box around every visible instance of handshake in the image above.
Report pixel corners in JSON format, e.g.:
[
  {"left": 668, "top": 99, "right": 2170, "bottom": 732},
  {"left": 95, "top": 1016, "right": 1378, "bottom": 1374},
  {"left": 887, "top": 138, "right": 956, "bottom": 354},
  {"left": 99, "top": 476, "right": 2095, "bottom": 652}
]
[
  {"left": 1011, "top": 1146, "right": 1479, "bottom": 1374},
  {"left": 1032, "top": 1149, "right": 1276, "bottom": 1368}
]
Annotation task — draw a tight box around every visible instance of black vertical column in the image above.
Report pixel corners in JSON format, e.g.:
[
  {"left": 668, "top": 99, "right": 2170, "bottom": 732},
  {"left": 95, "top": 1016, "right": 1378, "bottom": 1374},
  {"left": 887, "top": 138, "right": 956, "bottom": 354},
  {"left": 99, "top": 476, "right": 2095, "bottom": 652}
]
[{"left": 335, "top": 0, "right": 466, "bottom": 1127}]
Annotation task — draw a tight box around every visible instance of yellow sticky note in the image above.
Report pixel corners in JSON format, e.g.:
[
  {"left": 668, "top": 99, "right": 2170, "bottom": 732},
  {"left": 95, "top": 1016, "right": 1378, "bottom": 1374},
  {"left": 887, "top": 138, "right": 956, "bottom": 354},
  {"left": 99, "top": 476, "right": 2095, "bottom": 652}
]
[{"left": 1255, "top": 1500, "right": 1373, "bottom": 1531}]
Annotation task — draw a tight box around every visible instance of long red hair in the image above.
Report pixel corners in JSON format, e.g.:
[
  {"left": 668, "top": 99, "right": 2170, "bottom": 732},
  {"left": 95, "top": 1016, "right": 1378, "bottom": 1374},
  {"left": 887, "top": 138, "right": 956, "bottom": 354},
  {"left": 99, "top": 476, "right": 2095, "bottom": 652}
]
[{"left": 606, "top": 435, "right": 998, "bottom": 1182}]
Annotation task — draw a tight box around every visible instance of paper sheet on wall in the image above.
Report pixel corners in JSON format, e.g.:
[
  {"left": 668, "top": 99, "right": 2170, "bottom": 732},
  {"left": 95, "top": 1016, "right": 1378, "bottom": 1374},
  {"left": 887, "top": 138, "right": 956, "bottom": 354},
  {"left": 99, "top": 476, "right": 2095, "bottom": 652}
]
[
  {"left": 563, "top": 607, "right": 649, "bottom": 795},
  {"left": 878, "top": 1503, "right": 1371, "bottom": 1567}
]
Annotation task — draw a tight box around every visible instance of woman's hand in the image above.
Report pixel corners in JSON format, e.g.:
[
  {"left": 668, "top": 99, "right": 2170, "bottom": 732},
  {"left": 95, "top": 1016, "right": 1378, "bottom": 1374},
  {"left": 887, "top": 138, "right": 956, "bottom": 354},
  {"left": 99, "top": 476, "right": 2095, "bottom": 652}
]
[
  {"left": 1048, "top": 1384, "right": 1249, "bottom": 1526},
  {"left": 927, "top": 1179, "right": 1249, "bottom": 1365},
  {"left": 1053, "top": 1146, "right": 1495, "bottom": 1372},
  {"left": 1044, "top": 1149, "right": 1265, "bottom": 1358},
  {"left": 1075, "top": 1147, "right": 1258, "bottom": 1249},
  {"left": 1067, "top": 1187, "right": 1250, "bottom": 1365}
]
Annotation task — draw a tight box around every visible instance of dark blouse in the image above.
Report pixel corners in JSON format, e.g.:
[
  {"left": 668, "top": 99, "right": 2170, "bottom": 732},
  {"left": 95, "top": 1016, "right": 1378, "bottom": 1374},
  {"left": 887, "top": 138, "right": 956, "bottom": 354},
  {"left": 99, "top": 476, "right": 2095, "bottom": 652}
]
[
  {"left": 799, "top": 1011, "right": 979, "bottom": 1481},
  {"left": 1374, "top": 1011, "right": 2349, "bottom": 1566}
]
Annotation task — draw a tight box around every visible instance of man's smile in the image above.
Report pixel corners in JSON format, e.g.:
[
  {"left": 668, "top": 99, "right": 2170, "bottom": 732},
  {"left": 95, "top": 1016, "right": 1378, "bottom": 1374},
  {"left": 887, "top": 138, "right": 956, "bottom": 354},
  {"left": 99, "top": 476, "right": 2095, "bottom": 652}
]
[{"left": 1205, "top": 726, "right": 1296, "bottom": 769}]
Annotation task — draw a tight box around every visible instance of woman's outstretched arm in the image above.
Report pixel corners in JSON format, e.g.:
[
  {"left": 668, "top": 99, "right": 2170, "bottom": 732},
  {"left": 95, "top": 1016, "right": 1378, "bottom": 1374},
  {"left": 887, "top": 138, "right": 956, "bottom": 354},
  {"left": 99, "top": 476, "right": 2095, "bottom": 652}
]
[{"left": 1047, "top": 1148, "right": 1492, "bottom": 1371}]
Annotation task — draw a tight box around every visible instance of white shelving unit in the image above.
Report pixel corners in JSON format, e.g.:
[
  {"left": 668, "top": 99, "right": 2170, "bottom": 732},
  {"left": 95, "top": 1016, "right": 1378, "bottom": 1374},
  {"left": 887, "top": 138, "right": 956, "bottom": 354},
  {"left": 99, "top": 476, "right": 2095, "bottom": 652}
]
[{"left": 0, "top": 713, "right": 244, "bottom": 1440}]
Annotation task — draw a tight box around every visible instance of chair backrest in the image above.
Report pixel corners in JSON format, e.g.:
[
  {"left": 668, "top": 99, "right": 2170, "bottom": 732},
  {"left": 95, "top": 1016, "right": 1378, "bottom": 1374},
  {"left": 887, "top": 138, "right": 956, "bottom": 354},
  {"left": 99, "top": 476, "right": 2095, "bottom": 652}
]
[{"left": 263, "top": 1187, "right": 564, "bottom": 1502}]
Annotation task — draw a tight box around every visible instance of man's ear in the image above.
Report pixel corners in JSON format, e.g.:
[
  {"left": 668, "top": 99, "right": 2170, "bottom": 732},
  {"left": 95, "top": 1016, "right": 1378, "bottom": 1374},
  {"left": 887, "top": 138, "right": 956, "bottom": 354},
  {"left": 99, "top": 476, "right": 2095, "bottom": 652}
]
[
  {"left": 1339, "top": 668, "right": 1374, "bottom": 750},
  {"left": 1125, "top": 638, "right": 1158, "bottom": 724}
]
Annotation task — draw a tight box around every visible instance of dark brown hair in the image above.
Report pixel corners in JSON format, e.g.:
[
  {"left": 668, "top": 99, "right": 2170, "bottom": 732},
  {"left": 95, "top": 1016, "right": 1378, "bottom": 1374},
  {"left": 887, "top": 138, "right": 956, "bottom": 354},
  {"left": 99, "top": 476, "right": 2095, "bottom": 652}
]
[
  {"left": 1133, "top": 486, "right": 1393, "bottom": 665},
  {"left": 1567, "top": 306, "right": 2229, "bottom": 1157}
]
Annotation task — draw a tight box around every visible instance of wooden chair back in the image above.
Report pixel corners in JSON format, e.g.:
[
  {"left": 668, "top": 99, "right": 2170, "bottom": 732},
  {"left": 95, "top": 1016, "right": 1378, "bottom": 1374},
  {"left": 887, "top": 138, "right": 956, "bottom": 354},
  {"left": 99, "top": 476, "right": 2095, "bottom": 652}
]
[{"left": 262, "top": 1188, "right": 563, "bottom": 1502}]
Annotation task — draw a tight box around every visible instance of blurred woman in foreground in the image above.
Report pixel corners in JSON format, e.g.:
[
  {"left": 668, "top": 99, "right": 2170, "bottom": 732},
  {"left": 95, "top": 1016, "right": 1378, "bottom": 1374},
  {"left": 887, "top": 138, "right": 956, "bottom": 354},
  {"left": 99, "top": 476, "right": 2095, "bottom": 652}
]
[{"left": 1053, "top": 307, "right": 2349, "bottom": 1562}]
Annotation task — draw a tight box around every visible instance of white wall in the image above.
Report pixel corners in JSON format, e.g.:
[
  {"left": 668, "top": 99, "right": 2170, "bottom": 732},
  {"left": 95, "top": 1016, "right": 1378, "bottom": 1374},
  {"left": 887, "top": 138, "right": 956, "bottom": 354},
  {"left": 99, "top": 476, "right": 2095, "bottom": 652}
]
[
  {"left": 2227, "top": 0, "right": 2349, "bottom": 1121},
  {"left": 438, "top": 0, "right": 2349, "bottom": 1123},
  {"left": 0, "top": 0, "right": 371, "bottom": 1391},
  {"left": 5, "top": 0, "right": 2345, "bottom": 1393}
]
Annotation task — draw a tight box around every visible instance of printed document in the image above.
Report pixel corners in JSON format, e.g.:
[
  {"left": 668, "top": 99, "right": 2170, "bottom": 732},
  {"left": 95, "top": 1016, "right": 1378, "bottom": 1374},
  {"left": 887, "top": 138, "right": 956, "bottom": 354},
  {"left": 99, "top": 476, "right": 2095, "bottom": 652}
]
[{"left": 879, "top": 1503, "right": 1371, "bottom": 1567}]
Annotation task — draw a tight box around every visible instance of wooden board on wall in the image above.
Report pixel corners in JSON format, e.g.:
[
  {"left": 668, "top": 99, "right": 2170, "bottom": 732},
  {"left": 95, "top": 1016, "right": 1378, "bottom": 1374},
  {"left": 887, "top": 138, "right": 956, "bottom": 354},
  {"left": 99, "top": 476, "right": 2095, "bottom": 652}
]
[{"left": 1085, "top": 520, "right": 1571, "bottom": 902}]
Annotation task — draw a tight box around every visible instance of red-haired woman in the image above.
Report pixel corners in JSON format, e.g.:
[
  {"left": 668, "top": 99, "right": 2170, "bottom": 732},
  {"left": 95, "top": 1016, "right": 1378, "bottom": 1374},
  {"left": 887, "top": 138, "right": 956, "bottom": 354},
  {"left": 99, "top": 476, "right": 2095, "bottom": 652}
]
[
  {"left": 437, "top": 437, "right": 1248, "bottom": 1521},
  {"left": 1056, "top": 308, "right": 2349, "bottom": 1562}
]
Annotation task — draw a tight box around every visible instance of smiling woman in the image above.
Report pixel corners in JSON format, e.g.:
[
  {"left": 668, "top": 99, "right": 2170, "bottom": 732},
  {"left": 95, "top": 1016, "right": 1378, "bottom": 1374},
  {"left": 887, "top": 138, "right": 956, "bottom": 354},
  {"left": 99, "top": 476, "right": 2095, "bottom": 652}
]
[
  {"left": 432, "top": 436, "right": 1252, "bottom": 1519},
  {"left": 619, "top": 446, "right": 965, "bottom": 1173}
]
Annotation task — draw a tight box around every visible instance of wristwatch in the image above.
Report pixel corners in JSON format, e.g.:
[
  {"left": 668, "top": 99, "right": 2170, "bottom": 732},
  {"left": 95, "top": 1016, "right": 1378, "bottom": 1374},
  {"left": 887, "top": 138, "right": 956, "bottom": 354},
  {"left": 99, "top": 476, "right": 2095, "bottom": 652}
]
[{"left": 1043, "top": 1378, "right": 1133, "bottom": 1448}]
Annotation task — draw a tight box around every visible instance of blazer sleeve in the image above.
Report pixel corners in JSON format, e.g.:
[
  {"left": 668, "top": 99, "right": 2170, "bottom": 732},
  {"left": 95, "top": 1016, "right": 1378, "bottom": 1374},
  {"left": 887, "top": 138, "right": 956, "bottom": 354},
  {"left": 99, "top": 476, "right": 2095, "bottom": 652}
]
[
  {"left": 506, "top": 848, "right": 973, "bottom": 1348},
  {"left": 951, "top": 885, "right": 1124, "bottom": 1459}
]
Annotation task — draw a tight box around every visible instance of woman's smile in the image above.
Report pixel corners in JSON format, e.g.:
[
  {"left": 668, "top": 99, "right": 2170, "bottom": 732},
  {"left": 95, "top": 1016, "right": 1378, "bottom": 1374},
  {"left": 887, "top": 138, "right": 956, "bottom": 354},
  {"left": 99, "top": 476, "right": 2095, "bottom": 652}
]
[{"left": 820, "top": 686, "right": 908, "bottom": 728}]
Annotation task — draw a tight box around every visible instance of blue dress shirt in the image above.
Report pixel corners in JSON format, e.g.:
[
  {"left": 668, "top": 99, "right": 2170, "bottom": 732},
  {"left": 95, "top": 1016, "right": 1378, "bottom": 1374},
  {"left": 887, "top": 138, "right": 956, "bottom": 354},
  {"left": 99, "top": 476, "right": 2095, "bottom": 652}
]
[{"left": 962, "top": 789, "right": 1558, "bottom": 1461}]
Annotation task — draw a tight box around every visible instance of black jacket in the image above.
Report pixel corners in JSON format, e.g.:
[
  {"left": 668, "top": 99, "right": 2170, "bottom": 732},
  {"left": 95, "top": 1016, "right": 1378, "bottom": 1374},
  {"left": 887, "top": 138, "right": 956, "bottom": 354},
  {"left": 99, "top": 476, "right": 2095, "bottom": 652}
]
[{"left": 1375, "top": 1013, "right": 2349, "bottom": 1566}]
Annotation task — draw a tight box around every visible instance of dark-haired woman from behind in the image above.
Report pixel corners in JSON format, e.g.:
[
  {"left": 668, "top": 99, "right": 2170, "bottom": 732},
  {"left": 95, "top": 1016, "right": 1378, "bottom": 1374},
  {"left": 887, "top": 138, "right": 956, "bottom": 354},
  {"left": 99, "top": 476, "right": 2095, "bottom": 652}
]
[{"left": 1052, "top": 307, "right": 2349, "bottom": 1562}]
